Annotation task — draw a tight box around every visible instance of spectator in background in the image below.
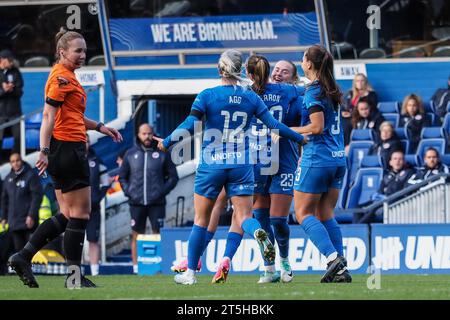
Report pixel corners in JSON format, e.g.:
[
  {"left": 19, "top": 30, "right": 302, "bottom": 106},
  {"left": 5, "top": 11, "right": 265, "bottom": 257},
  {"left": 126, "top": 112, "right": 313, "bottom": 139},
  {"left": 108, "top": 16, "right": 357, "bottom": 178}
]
[
  {"left": 342, "top": 74, "right": 378, "bottom": 145},
  {"left": 430, "top": 75, "right": 450, "bottom": 121},
  {"left": 119, "top": 123, "right": 179, "bottom": 274},
  {"left": 107, "top": 149, "right": 126, "bottom": 195},
  {"left": 353, "top": 150, "right": 414, "bottom": 223},
  {"left": 408, "top": 147, "right": 449, "bottom": 185},
  {"left": 399, "top": 93, "right": 429, "bottom": 153},
  {"left": 346, "top": 96, "right": 384, "bottom": 146},
  {"left": 86, "top": 134, "right": 110, "bottom": 276},
  {"left": 368, "top": 121, "right": 403, "bottom": 168},
  {"left": 0, "top": 153, "right": 43, "bottom": 253},
  {"left": 0, "top": 50, "right": 24, "bottom": 153}
]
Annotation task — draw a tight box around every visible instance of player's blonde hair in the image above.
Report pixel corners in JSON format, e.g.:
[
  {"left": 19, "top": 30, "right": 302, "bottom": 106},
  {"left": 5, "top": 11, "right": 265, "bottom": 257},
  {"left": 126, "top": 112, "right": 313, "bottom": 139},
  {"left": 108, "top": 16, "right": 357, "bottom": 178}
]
[{"left": 218, "top": 49, "right": 245, "bottom": 82}]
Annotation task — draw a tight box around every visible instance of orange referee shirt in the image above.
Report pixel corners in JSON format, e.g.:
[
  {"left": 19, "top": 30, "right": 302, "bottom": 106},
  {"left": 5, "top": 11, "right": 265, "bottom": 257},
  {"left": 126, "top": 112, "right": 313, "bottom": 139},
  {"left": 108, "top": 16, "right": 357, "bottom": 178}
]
[{"left": 45, "top": 63, "right": 87, "bottom": 142}]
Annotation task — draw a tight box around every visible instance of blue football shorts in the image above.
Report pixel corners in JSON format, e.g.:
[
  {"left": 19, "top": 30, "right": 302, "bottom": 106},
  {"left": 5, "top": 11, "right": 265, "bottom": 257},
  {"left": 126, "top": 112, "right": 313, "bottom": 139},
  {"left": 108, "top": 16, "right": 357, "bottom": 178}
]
[
  {"left": 294, "top": 166, "right": 346, "bottom": 194},
  {"left": 195, "top": 165, "right": 254, "bottom": 199}
]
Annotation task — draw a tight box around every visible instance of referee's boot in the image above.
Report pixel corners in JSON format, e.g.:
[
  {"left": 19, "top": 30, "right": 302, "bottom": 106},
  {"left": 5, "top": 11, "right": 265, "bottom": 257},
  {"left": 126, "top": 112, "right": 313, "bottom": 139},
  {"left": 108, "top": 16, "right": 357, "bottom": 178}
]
[
  {"left": 7, "top": 253, "right": 39, "bottom": 288},
  {"left": 65, "top": 272, "right": 97, "bottom": 288},
  {"left": 320, "top": 255, "right": 347, "bottom": 283},
  {"left": 254, "top": 229, "right": 276, "bottom": 264}
]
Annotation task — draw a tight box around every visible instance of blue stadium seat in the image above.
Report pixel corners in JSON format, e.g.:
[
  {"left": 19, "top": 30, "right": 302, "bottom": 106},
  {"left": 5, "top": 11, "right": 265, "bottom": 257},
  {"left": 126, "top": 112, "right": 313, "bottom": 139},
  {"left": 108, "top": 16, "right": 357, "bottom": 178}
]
[
  {"left": 423, "top": 101, "right": 433, "bottom": 113},
  {"left": 395, "top": 127, "right": 407, "bottom": 140},
  {"left": 405, "top": 154, "right": 419, "bottom": 167},
  {"left": 360, "top": 155, "right": 383, "bottom": 168},
  {"left": 350, "top": 129, "right": 373, "bottom": 141},
  {"left": 442, "top": 113, "right": 450, "bottom": 134},
  {"left": 426, "top": 113, "right": 438, "bottom": 126},
  {"left": 346, "top": 168, "right": 383, "bottom": 208},
  {"left": 348, "top": 141, "right": 373, "bottom": 183},
  {"left": 25, "top": 129, "right": 40, "bottom": 149},
  {"left": 421, "top": 127, "right": 444, "bottom": 139},
  {"left": 25, "top": 112, "right": 43, "bottom": 130},
  {"left": 416, "top": 138, "right": 446, "bottom": 164},
  {"left": 378, "top": 101, "right": 399, "bottom": 114},
  {"left": 441, "top": 154, "right": 450, "bottom": 166},
  {"left": 401, "top": 139, "right": 410, "bottom": 154},
  {"left": 1, "top": 137, "right": 14, "bottom": 149},
  {"left": 336, "top": 169, "right": 349, "bottom": 209},
  {"left": 447, "top": 101, "right": 450, "bottom": 113},
  {"left": 382, "top": 113, "right": 399, "bottom": 127}
]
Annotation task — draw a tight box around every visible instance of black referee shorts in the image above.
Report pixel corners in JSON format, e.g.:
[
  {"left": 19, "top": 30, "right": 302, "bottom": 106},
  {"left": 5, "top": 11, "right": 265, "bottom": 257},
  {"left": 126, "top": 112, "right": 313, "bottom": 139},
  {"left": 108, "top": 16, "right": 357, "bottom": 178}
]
[{"left": 47, "top": 137, "right": 90, "bottom": 193}]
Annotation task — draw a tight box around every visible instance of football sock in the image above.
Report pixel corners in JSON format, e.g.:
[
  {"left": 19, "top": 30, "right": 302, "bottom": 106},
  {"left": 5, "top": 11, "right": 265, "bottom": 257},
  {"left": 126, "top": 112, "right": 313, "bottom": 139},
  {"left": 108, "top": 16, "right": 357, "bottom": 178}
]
[
  {"left": 223, "top": 232, "right": 243, "bottom": 260},
  {"left": 64, "top": 218, "right": 88, "bottom": 269},
  {"left": 270, "top": 216, "right": 290, "bottom": 259},
  {"left": 187, "top": 224, "right": 207, "bottom": 271},
  {"left": 322, "top": 218, "right": 344, "bottom": 257},
  {"left": 253, "top": 208, "right": 274, "bottom": 245},
  {"left": 241, "top": 218, "right": 262, "bottom": 238},
  {"left": 202, "top": 230, "right": 215, "bottom": 255},
  {"left": 20, "top": 213, "right": 68, "bottom": 261},
  {"left": 301, "top": 215, "right": 337, "bottom": 258}
]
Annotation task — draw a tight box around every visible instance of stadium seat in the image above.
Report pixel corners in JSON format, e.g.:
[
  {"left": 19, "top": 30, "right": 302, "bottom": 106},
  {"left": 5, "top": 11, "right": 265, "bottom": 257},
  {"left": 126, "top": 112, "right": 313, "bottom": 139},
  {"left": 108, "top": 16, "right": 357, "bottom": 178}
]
[
  {"left": 377, "top": 101, "right": 399, "bottom": 114},
  {"left": 405, "top": 154, "right": 419, "bottom": 167},
  {"left": 336, "top": 169, "right": 349, "bottom": 209},
  {"left": 24, "top": 56, "right": 50, "bottom": 67},
  {"left": 401, "top": 140, "right": 410, "bottom": 154},
  {"left": 25, "top": 129, "right": 40, "bottom": 149},
  {"left": 447, "top": 101, "right": 450, "bottom": 113},
  {"left": 383, "top": 113, "right": 399, "bottom": 127},
  {"left": 432, "top": 46, "right": 450, "bottom": 57},
  {"left": 25, "top": 112, "right": 42, "bottom": 130},
  {"left": 88, "top": 55, "right": 106, "bottom": 66},
  {"left": 426, "top": 113, "right": 438, "bottom": 126},
  {"left": 397, "top": 46, "right": 427, "bottom": 58},
  {"left": 350, "top": 129, "right": 373, "bottom": 141},
  {"left": 360, "top": 155, "right": 383, "bottom": 168},
  {"left": 423, "top": 101, "right": 433, "bottom": 113},
  {"left": 359, "top": 48, "right": 386, "bottom": 59},
  {"left": 331, "top": 42, "right": 357, "bottom": 59},
  {"left": 1, "top": 137, "right": 14, "bottom": 150},
  {"left": 347, "top": 141, "right": 373, "bottom": 183},
  {"left": 441, "top": 154, "right": 450, "bottom": 166},
  {"left": 395, "top": 127, "right": 407, "bottom": 140},
  {"left": 346, "top": 168, "right": 383, "bottom": 208},
  {"left": 443, "top": 113, "right": 450, "bottom": 134},
  {"left": 416, "top": 138, "right": 446, "bottom": 164},
  {"left": 421, "top": 127, "right": 444, "bottom": 139}
]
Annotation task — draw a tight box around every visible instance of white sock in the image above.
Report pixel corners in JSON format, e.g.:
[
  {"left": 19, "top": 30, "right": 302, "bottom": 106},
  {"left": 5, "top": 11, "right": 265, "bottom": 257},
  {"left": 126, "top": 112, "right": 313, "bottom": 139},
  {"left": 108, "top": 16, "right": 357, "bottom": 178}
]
[
  {"left": 265, "top": 264, "right": 276, "bottom": 273},
  {"left": 133, "top": 264, "right": 138, "bottom": 274},
  {"left": 90, "top": 264, "right": 99, "bottom": 276},
  {"left": 327, "top": 252, "right": 338, "bottom": 263}
]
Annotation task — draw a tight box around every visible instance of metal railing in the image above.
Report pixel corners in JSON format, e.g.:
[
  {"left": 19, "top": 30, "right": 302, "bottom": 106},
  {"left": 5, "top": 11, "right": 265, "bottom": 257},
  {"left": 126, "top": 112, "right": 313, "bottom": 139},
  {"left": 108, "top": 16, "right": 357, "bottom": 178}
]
[{"left": 383, "top": 175, "right": 450, "bottom": 224}]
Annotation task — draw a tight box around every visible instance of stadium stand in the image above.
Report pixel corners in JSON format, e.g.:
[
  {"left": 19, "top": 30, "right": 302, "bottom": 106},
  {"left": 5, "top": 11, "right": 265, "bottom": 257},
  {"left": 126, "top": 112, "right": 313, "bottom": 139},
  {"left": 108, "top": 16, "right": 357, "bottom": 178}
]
[{"left": 346, "top": 168, "right": 384, "bottom": 209}]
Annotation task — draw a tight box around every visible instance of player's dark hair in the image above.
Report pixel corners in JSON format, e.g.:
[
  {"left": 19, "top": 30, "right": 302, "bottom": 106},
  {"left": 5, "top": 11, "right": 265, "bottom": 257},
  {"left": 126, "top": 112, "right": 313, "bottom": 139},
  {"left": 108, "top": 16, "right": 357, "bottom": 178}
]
[
  {"left": 246, "top": 55, "right": 270, "bottom": 95},
  {"left": 304, "top": 45, "right": 342, "bottom": 111},
  {"left": 55, "top": 26, "right": 84, "bottom": 62}
]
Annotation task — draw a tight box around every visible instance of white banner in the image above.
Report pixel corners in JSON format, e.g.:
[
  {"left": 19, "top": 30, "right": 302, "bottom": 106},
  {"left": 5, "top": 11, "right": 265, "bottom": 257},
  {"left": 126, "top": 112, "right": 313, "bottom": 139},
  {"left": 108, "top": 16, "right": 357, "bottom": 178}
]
[
  {"left": 75, "top": 69, "right": 105, "bottom": 86},
  {"left": 334, "top": 63, "right": 367, "bottom": 80}
]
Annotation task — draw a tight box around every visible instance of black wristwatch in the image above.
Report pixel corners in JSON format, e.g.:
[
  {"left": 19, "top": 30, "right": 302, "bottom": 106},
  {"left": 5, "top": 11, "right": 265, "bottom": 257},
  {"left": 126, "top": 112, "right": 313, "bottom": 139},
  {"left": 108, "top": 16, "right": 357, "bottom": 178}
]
[
  {"left": 95, "top": 122, "right": 105, "bottom": 132},
  {"left": 40, "top": 147, "right": 50, "bottom": 156}
]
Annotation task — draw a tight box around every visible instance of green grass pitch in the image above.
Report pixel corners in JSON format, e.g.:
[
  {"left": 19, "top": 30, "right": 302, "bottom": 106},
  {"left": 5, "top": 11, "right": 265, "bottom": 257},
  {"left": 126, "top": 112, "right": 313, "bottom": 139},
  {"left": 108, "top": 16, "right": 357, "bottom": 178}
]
[{"left": 0, "top": 274, "right": 450, "bottom": 300}]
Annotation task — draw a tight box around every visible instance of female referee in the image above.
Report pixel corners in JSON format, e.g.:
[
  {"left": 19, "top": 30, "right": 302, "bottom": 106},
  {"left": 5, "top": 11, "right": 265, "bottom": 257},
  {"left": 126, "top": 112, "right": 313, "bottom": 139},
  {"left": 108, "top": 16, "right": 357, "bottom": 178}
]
[
  {"left": 8, "top": 27, "right": 122, "bottom": 288},
  {"left": 157, "top": 49, "right": 307, "bottom": 285},
  {"left": 290, "top": 45, "right": 351, "bottom": 283}
]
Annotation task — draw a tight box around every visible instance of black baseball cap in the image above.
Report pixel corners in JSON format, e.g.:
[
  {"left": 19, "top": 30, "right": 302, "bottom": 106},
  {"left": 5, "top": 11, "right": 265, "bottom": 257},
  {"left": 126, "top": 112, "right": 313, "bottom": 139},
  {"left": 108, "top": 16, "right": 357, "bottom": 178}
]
[{"left": 0, "top": 49, "right": 14, "bottom": 60}]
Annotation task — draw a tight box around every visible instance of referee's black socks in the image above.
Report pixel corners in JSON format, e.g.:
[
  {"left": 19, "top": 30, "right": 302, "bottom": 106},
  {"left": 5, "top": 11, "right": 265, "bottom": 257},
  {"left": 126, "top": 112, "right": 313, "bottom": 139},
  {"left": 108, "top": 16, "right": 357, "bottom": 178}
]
[
  {"left": 64, "top": 217, "right": 88, "bottom": 269},
  {"left": 20, "top": 213, "right": 69, "bottom": 261}
]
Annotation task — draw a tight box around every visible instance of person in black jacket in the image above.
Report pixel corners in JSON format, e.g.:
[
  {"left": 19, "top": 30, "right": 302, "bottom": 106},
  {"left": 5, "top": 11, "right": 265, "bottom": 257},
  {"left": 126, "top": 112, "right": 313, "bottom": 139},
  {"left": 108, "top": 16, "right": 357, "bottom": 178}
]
[
  {"left": 119, "top": 123, "right": 179, "bottom": 273},
  {"left": 368, "top": 121, "right": 403, "bottom": 168},
  {"left": 0, "top": 153, "right": 43, "bottom": 253},
  {"left": 430, "top": 76, "right": 450, "bottom": 121},
  {"left": 85, "top": 135, "right": 109, "bottom": 276},
  {"left": 399, "top": 94, "right": 430, "bottom": 153},
  {"left": 0, "top": 50, "right": 24, "bottom": 153},
  {"left": 408, "top": 147, "right": 450, "bottom": 185},
  {"left": 353, "top": 150, "right": 414, "bottom": 223}
]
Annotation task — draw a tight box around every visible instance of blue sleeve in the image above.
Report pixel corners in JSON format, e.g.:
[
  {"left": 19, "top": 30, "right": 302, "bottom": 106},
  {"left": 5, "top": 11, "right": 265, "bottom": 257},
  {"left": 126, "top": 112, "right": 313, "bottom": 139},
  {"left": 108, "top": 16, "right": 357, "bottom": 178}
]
[
  {"left": 163, "top": 114, "right": 202, "bottom": 149},
  {"left": 191, "top": 89, "right": 209, "bottom": 113},
  {"left": 258, "top": 110, "right": 304, "bottom": 144},
  {"left": 304, "top": 86, "right": 326, "bottom": 111},
  {"left": 252, "top": 92, "right": 270, "bottom": 117}
]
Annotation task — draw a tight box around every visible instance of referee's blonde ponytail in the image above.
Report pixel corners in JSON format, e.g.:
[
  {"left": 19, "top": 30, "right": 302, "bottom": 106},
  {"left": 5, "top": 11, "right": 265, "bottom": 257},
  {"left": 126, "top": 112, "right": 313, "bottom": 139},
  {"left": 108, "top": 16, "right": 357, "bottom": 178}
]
[{"left": 55, "top": 27, "right": 84, "bottom": 62}]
